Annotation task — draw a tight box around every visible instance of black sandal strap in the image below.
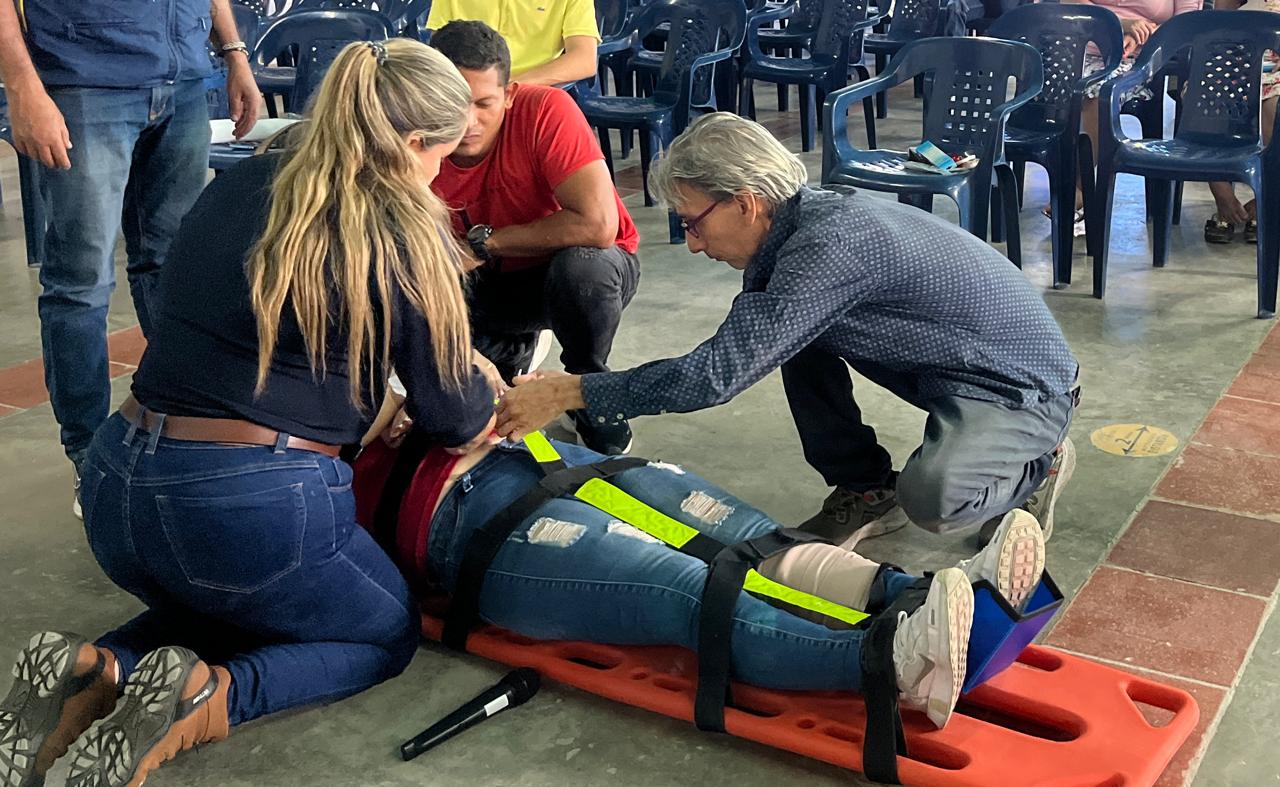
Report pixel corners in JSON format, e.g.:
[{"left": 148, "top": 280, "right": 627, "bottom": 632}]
[{"left": 175, "top": 669, "right": 220, "bottom": 722}]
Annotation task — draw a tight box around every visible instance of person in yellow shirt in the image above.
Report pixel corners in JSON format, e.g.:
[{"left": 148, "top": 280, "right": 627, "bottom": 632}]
[{"left": 426, "top": 0, "right": 600, "bottom": 86}]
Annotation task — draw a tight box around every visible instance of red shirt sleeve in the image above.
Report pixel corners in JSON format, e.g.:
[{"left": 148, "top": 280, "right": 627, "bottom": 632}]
[{"left": 528, "top": 87, "right": 606, "bottom": 191}]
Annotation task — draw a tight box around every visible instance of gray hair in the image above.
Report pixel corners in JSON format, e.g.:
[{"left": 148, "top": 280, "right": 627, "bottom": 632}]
[{"left": 649, "top": 112, "right": 808, "bottom": 210}]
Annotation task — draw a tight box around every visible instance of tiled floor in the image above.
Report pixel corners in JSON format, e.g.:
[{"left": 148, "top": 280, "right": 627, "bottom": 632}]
[{"left": 1, "top": 76, "right": 1278, "bottom": 787}]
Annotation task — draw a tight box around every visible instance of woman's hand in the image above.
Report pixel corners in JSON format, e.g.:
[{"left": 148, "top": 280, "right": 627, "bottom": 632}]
[
  {"left": 495, "top": 371, "right": 586, "bottom": 441},
  {"left": 445, "top": 413, "right": 501, "bottom": 456},
  {"left": 1123, "top": 19, "right": 1157, "bottom": 55},
  {"left": 383, "top": 406, "right": 414, "bottom": 448},
  {"left": 473, "top": 350, "right": 507, "bottom": 398}
]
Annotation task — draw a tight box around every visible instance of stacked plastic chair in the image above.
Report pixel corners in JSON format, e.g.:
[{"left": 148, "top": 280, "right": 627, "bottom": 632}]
[
  {"left": 988, "top": 3, "right": 1123, "bottom": 289},
  {"left": 577, "top": 0, "right": 747, "bottom": 242},
  {"left": 738, "top": 0, "right": 880, "bottom": 152},
  {"left": 1092, "top": 9, "right": 1280, "bottom": 318}
]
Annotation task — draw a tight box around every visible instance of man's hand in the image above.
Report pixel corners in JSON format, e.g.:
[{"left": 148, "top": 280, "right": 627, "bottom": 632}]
[
  {"left": 224, "top": 54, "right": 260, "bottom": 139},
  {"left": 495, "top": 370, "right": 586, "bottom": 441},
  {"left": 9, "top": 82, "right": 71, "bottom": 169}
]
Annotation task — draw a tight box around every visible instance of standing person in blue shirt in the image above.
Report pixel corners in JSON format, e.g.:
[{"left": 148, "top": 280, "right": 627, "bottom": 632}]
[
  {"left": 0, "top": 0, "right": 260, "bottom": 515},
  {"left": 497, "top": 112, "right": 1080, "bottom": 546}
]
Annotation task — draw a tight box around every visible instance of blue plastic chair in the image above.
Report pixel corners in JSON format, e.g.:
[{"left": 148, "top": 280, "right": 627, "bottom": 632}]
[
  {"left": 251, "top": 9, "right": 393, "bottom": 113},
  {"left": 578, "top": 0, "right": 747, "bottom": 242},
  {"left": 0, "top": 97, "right": 47, "bottom": 267},
  {"left": 822, "top": 36, "right": 1043, "bottom": 265},
  {"left": 862, "top": 0, "right": 947, "bottom": 119},
  {"left": 752, "top": 0, "right": 820, "bottom": 112},
  {"left": 988, "top": 3, "right": 1123, "bottom": 289},
  {"left": 1092, "top": 9, "right": 1280, "bottom": 318},
  {"left": 625, "top": 0, "right": 754, "bottom": 112},
  {"left": 739, "top": 0, "right": 879, "bottom": 152}
]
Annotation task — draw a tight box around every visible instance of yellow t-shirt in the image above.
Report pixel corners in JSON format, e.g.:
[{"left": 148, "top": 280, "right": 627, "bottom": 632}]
[{"left": 427, "top": 0, "right": 601, "bottom": 77}]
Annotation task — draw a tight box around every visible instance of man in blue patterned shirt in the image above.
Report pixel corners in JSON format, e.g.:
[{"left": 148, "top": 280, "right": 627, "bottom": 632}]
[{"left": 498, "top": 113, "right": 1080, "bottom": 544}]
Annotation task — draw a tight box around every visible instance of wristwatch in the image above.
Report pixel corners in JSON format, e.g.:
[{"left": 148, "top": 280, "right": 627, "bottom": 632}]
[
  {"left": 466, "top": 223, "right": 496, "bottom": 262},
  {"left": 218, "top": 40, "right": 250, "bottom": 58}
]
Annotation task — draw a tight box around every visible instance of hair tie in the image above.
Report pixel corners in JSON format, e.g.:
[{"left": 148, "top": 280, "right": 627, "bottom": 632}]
[{"left": 367, "top": 40, "right": 388, "bottom": 66}]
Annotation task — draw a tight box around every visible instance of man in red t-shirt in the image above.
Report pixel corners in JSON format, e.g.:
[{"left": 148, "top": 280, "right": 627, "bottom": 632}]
[{"left": 431, "top": 21, "right": 640, "bottom": 455}]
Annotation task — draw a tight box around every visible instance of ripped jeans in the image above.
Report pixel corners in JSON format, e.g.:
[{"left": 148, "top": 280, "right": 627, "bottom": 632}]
[{"left": 426, "top": 441, "right": 917, "bottom": 693}]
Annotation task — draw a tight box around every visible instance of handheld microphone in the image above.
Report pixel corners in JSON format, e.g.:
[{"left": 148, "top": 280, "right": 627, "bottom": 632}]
[{"left": 400, "top": 668, "right": 541, "bottom": 761}]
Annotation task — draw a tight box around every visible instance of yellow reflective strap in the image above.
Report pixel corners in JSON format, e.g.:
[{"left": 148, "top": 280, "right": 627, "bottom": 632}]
[
  {"left": 523, "top": 432, "right": 563, "bottom": 465},
  {"left": 744, "top": 570, "right": 869, "bottom": 627},
  {"left": 575, "top": 478, "right": 870, "bottom": 626},
  {"left": 574, "top": 478, "right": 700, "bottom": 549}
]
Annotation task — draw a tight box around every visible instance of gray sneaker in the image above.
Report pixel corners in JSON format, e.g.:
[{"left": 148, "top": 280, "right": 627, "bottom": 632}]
[
  {"left": 798, "top": 486, "right": 908, "bottom": 547},
  {"left": 1023, "top": 437, "right": 1075, "bottom": 542}
]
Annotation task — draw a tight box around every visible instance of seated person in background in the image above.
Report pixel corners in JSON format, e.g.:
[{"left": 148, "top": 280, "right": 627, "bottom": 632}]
[
  {"left": 1204, "top": 0, "right": 1278, "bottom": 244},
  {"left": 426, "top": 0, "right": 600, "bottom": 86},
  {"left": 430, "top": 22, "right": 641, "bottom": 455},
  {"left": 353, "top": 432, "right": 1049, "bottom": 730}
]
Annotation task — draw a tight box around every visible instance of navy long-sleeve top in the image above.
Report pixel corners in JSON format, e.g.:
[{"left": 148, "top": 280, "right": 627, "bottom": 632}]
[
  {"left": 581, "top": 187, "right": 1078, "bottom": 422},
  {"left": 132, "top": 153, "right": 494, "bottom": 447}
]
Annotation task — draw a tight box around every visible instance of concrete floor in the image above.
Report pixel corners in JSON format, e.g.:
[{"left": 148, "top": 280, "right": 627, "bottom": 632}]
[{"left": 1, "top": 79, "right": 1277, "bottom": 786}]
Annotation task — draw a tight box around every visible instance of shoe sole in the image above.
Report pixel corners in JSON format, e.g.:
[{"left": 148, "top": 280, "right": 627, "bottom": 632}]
[
  {"left": 0, "top": 632, "right": 93, "bottom": 787},
  {"left": 837, "top": 506, "right": 910, "bottom": 550},
  {"left": 528, "top": 330, "right": 554, "bottom": 374},
  {"left": 66, "top": 647, "right": 200, "bottom": 787},
  {"left": 1038, "top": 437, "right": 1076, "bottom": 542},
  {"left": 991, "top": 510, "right": 1045, "bottom": 611},
  {"left": 922, "top": 569, "right": 973, "bottom": 730}
]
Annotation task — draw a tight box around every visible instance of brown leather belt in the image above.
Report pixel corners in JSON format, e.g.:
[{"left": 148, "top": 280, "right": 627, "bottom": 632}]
[{"left": 119, "top": 396, "right": 341, "bottom": 458}]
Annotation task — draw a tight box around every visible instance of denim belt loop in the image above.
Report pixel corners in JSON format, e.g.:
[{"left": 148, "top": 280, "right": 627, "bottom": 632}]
[
  {"left": 122, "top": 406, "right": 143, "bottom": 446},
  {"left": 145, "top": 413, "right": 167, "bottom": 455},
  {"left": 273, "top": 431, "right": 290, "bottom": 455}
]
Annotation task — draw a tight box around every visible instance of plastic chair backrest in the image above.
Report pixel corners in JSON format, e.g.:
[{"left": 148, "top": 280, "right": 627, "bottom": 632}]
[
  {"left": 633, "top": 0, "right": 747, "bottom": 103},
  {"left": 886, "top": 0, "right": 945, "bottom": 40},
  {"left": 811, "top": 0, "right": 874, "bottom": 61},
  {"left": 794, "top": 0, "right": 824, "bottom": 32},
  {"left": 597, "top": 0, "right": 632, "bottom": 39},
  {"left": 894, "top": 36, "right": 1043, "bottom": 153},
  {"left": 987, "top": 3, "right": 1123, "bottom": 130},
  {"left": 230, "top": 3, "right": 264, "bottom": 52},
  {"left": 1135, "top": 10, "right": 1280, "bottom": 146},
  {"left": 254, "top": 9, "right": 394, "bottom": 110}
]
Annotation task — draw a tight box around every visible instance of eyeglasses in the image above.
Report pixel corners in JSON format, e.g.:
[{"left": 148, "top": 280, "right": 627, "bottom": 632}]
[{"left": 680, "top": 201, "right": 721, "bottom": 239}]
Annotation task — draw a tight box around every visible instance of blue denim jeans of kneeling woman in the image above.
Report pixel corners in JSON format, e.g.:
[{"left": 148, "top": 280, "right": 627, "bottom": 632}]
[
  {"left": 428, "top": 440, "right": 917, "bottom": 693},
  {"left": 80, "top": 413, "right": 419, "bottom": 726}
]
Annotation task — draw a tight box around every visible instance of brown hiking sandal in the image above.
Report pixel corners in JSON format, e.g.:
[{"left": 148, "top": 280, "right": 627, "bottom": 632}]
[
  {"left": 0, "top": 632, "right": 118, "bottom": 787},
  {"left": 66, "top": 647, "right": 229, "bottom": 787}
]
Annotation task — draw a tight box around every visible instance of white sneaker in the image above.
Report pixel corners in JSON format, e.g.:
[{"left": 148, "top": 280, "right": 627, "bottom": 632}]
[
  {"left": 528, "top": 329, "right": 554, "bottom": 374},
  {"left": 1023, "top": 437, "right": 1075, "bottom": 542},
  {"left": 957, "top": 509, "right": 1045, "bottom": 612},
  {"left": 892, "top": 567, "right": 974, "bottom": 729},
  {"left": 73, "top": 470, "right": 83, "bottom": 521}
]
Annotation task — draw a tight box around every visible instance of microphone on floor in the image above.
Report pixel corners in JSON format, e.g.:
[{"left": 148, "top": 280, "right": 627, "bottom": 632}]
[{"left": 399, "top": 668, "right": 542, "bottom": 761}]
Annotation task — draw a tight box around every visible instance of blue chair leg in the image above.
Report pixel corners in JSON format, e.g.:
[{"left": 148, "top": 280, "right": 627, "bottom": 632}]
[
  {"left": 1093, "top": 166, "right": 1118, "bottom": 299},
  {"left": 1173, "top": 180, "right": 1184, "bottom": 225},
  {"left": 739, "top": 78, "right": 756, "bottom": 118},
  {"left": 1150, "top": 178, "right": 1174, "bottom": 269},
  {"left": 874, "top": 53, "right": 888, "bottom": 119},
  {"left": 899, "top": 192, "right": 933, "bottom": 212},
  {"left": 17, "top": 155, "right": 45, "bottom": 268},
  {"left": 997, "top": 164, "right": 1023, "bottom": 268},
  {"left": 598, "top": 127, "right": 615, "bottom": 177},
  {"left": 1256, "top": 174, "right": 1278, "bottom": 318},
  {"left": 799, "top": 83, "right": 816, "bottom": 152},
  {"left": 1048, "top": 142, "right": 1076, "bottom": 288},
  {"left": 1012, "top": 159, "right": 1026, "bottom": 208},
  {"left": 1078, "top": 134, "right": 1098, "bottom": 260},
  {"left": 639, "top": 127, "right": 655, "bottom": 207},
  {"left": 960, "top": 177, "right": 991, "bottom": 242},
  {"left": 990, "top": 182, "right": 1005, "bottom": 244}
]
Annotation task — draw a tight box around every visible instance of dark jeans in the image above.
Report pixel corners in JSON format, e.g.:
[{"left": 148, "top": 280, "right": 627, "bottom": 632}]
[
  {"left": 80, "top": 414, "right": 419, "bottom": 726},
  {"left": 782, "top": 346, "right": 1074, "bottom": 533},
  {"left": 469, "top": 246, "right": 640, "bottom": 381},
  {"left": 38, "top": 81, "right": 210, "bottom": 465}
]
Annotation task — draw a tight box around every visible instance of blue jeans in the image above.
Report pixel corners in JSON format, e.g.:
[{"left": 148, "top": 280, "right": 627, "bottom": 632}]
[
  {"left": 38, "top": 81, "right": 210, "bottom": 465},
  {"left": 80, "top": 414, "right": 419, "bottom": 726},
  {"left": 428, "top": 441, "right": 917, "bottom": 693}
]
